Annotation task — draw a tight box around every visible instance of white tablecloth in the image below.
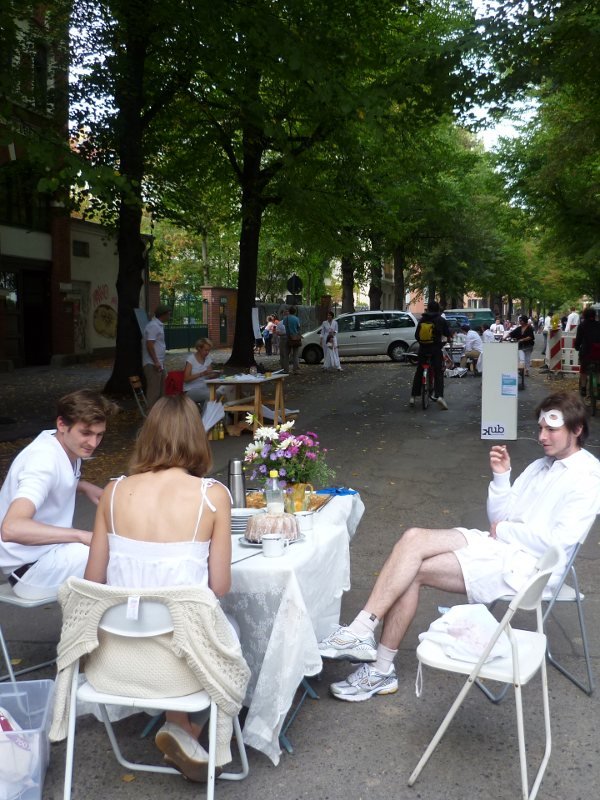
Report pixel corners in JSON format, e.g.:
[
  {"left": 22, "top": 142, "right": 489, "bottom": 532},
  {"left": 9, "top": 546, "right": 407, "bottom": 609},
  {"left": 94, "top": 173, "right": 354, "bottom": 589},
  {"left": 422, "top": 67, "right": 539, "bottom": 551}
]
[{"left": 220, "top": 493, "right": 364, "bottom": 764}]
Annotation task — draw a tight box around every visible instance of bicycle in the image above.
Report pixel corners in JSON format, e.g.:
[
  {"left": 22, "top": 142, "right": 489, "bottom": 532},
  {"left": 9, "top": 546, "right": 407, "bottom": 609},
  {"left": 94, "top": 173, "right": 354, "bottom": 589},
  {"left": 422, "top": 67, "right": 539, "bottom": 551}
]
[{"left": 420, "top": 356, "right": 435, "bottom": 409}]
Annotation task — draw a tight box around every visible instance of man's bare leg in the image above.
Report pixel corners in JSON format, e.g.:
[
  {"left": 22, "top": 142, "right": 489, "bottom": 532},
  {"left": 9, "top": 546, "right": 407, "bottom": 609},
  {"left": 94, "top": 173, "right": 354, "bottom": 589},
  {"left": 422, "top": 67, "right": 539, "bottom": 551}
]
[
  {"left": 321, "top": 527, "right": 469, "bottom": 701},
  {"left": 319, "top": 527, "right": 468, "bottom": 662}
]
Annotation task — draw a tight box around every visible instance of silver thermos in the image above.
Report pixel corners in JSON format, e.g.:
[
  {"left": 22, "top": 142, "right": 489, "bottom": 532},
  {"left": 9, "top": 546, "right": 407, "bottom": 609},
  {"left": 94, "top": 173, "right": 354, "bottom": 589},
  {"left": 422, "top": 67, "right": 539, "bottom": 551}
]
[{"left": 228, "top": 459, "right": 246, "bottom": 508}]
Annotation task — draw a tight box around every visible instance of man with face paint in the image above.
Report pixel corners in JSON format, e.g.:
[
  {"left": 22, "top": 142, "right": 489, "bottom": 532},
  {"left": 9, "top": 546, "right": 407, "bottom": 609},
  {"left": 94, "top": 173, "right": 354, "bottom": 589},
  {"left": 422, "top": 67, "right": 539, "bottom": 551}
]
[{"left": 320, "top": 392, "right": 600, "bottom": 702}]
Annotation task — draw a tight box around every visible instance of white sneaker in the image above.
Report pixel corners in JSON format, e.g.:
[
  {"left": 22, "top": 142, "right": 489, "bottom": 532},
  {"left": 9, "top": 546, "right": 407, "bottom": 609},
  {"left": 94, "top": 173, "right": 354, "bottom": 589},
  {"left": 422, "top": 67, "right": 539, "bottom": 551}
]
[
  {"left": 437, "top": 396, "right": 448, "bottom": 410},
  {"left": 330, "top": 663, "right": 398, "bottom": 702},
  {"left": 155, "top": 722, "right": 210, "bottom": 782},
  {"left": 319, "top": 625, "right": 377, "bottom": 662}
]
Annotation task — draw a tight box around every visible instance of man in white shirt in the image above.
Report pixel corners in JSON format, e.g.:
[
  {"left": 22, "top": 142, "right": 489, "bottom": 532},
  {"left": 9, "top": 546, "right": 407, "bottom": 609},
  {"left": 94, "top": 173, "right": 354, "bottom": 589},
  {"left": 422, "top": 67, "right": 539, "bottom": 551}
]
[
  {"left": 490, "top": 317, "right": 503, "bottom": 339},
  {"left": 459, "top": 324, "right": 483, "bottom": 372},
  {"left": 0, "top": 390, "right": 117, "bottom": 598},
  {"left": 142, "top": 304, "right": 170, "bottom": 408},
  {"left": 319, "top": 391, "right": 600, "bottom": 701},
  {"left": 566, "top": 306, "right": 580, "bottom": 332}
]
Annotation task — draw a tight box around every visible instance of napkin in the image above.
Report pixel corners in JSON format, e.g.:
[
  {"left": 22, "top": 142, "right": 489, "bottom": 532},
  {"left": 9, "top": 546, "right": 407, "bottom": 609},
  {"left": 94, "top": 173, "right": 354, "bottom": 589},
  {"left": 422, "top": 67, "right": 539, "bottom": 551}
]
[{"left": 315, "top": 487, "right": 358, "bottom": 496}]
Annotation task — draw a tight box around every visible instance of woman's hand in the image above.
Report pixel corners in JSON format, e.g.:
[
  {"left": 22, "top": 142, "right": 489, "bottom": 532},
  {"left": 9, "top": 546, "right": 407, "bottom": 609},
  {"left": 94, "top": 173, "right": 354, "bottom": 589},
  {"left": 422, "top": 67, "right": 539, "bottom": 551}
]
[{"left": 490, "top": 445, "right": 511, "bottom": 474}]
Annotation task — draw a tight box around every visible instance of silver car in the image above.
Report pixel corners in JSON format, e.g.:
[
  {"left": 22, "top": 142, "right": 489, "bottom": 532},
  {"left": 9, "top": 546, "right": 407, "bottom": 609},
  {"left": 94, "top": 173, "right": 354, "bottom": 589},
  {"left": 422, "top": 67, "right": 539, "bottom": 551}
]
[{"left": 300, "top": 310, "right": 418, "bottom": 364}]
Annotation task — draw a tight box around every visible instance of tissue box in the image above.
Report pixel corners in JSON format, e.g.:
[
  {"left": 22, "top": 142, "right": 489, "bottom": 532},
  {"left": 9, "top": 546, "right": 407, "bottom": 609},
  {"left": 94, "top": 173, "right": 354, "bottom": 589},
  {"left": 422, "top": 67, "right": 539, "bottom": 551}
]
[{"left": 0, "top": 679, "right": 55, "bottom": 800}]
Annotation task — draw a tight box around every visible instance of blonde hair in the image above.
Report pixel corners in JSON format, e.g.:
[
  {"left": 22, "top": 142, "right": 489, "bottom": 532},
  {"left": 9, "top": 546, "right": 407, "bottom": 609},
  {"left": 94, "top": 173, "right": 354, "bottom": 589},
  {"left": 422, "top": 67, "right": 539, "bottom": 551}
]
[
  {"left": 195, "top": 337, "right": 213, "bottom": 350},
  {"left": 129, "top": 395, "right": 212, "bottom": 477}
]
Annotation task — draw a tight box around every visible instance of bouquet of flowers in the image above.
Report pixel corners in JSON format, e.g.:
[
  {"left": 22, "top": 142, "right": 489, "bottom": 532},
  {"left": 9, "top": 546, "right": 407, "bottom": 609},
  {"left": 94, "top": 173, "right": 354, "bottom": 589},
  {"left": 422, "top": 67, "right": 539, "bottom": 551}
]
[{"left": 243, "top": 417, "right": 335, "bottom": 486}]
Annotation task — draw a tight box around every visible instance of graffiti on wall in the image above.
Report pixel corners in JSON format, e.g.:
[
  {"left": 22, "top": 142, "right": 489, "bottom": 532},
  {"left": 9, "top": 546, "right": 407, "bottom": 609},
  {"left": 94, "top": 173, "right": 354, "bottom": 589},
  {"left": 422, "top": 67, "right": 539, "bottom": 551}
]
[{"left": 92, "top": 283, "right": 118, "bottom": 339}]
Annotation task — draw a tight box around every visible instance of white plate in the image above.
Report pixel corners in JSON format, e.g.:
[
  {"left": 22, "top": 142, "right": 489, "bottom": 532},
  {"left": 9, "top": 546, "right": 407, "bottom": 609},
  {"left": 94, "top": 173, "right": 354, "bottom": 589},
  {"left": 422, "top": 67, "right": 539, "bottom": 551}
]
[
  {"left": 237, "top": 534, "right": 305, "bottom": 548},
  {"left": 232, "top": 508, "right": 265, "bottom": 517}
]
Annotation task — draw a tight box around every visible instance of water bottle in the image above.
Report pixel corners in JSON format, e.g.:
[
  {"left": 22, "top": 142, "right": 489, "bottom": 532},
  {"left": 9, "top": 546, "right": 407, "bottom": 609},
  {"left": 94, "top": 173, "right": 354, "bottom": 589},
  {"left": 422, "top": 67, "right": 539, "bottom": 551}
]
[
  {"left": 228, "top": 460, "right": 246, "bottom": 509},
  {"left": 265, "top": 470, "right": 285, "bottom": 514}
]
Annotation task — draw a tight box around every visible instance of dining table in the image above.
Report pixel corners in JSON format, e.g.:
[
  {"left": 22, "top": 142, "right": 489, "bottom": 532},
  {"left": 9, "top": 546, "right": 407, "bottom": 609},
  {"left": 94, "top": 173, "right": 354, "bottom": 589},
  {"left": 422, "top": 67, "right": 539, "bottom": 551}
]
[
  {"left": 205, "top": 373, "right": 289, "bottom": 434},
  {"left": 220, "top": 492, "right": 365, "bottom": 765}
]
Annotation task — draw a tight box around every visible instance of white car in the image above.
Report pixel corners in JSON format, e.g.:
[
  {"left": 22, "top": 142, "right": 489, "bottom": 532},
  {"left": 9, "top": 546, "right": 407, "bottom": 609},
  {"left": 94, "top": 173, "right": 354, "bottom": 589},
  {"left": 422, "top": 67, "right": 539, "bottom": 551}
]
[{"left": 300, "top": 310, "right": 419, "bottom": 364}]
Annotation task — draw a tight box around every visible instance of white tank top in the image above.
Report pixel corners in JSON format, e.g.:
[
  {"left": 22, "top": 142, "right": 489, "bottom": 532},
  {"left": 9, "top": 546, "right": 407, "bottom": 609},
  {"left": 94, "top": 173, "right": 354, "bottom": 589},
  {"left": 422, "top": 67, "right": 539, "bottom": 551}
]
[{"left": 105, "top": 475, "right": 221, "bottom": 588}]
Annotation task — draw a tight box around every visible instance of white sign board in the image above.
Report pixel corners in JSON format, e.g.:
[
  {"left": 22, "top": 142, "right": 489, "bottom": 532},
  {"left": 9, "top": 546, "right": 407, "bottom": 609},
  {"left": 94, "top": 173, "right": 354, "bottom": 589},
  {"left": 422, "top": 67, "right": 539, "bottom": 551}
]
[
  {"left": 252, "top": 307, "right": 262, "bottom": 340},
  {"left": 481, "top": 342, "right": 518, "bottom": 440}
]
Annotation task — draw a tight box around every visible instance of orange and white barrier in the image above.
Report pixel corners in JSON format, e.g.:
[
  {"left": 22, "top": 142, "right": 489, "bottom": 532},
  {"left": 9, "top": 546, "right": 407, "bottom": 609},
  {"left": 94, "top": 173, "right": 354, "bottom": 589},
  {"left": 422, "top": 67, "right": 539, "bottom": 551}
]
[{"left": 547, "top": 329, "right": 562, "bottom": 372}]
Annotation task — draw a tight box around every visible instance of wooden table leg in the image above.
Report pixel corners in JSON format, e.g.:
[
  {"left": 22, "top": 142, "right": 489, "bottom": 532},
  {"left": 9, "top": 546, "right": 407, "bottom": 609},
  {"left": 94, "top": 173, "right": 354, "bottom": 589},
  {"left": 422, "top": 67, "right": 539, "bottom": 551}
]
[
  {"left": 274, "top": 379, "right": 285, "bottom": 424},
  {"left": 253, "top": 384, "right": 262, "bottom": 431}
]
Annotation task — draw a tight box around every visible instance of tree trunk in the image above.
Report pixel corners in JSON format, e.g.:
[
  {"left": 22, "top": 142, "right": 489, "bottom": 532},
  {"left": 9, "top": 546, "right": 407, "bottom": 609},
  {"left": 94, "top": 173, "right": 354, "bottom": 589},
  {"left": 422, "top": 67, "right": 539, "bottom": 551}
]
[
  {"left": 341, "top": 256, "right": 355, "bottom": 313},
  {"left": 228, "top": 117, "right": 265, "bottom": 367},
  {"left": 103, "top": 19, "right": 146, "bottom": 396},
  {"left": 392, "top": 244, "right": 405, "bottom": 310},
  {"left": 368, "top": 256, "right": 382, "bottom": 310}
]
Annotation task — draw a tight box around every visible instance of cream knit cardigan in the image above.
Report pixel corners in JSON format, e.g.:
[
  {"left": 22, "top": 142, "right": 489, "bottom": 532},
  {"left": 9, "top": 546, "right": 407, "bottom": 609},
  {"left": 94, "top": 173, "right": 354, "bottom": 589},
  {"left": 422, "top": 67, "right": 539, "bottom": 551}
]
[{"left": 50, "top": 577, "right": 250, "bottom": 766}]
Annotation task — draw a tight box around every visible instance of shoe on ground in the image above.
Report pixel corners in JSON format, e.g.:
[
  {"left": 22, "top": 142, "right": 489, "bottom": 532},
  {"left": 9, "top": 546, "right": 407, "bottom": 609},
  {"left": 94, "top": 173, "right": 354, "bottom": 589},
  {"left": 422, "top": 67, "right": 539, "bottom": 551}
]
[
  {"left": 318, "top": 625, "right": 377, "bottom": 662},
  {"left": 155, "top": 722, "right": 210, "bottom": 782},
  {"left": 330, "top": 663, "right": 398, "bottom": 702},
  {"left": 429, "top": 394, "right": 438, "bottom": 402},
  {"left": 437, "top": 396, "right": 448, "bottom": 410},
  {"left": 409, "top": 396, "right": 415, "bottom": 407},
  {"left": 457, "top": 368, "right": 468, "bottom": 377}
]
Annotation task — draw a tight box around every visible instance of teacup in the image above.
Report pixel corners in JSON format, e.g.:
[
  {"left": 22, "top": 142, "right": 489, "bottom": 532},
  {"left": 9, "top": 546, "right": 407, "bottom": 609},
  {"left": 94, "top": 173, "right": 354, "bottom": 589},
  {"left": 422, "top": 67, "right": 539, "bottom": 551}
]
[
  {"left": 262, "top": 533, "right": 289, "bottom": 558},
  {"left": 295, "top": 511, "right": 314, "bottom": 534}
]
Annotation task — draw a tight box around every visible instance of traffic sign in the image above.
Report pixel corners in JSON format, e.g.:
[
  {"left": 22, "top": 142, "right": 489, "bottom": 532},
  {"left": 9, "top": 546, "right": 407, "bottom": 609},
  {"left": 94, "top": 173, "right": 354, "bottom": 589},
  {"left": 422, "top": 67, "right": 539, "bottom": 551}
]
[{"left": 287, "top": 274, "right": 303, "bottom": 294}]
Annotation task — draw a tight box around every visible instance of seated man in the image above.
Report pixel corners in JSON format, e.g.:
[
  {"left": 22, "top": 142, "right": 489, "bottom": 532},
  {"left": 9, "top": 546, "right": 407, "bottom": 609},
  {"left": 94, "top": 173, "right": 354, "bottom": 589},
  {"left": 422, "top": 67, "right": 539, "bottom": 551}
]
[
  {"left": 0, "top": 389, "right": 117, "bottom": 598},
  {"left": 459, "top": 324, "right": 483, "bottom": 372},
  {"left": 319, "top": 391, "right": 600, "bottom": 701}
]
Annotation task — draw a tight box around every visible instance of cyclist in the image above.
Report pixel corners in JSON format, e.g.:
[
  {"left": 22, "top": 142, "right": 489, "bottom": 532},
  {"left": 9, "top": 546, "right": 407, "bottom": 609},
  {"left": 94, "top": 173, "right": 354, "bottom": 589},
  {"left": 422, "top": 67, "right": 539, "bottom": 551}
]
[{"left": 409, "top": 300, "right": 452, "bottom": 410}]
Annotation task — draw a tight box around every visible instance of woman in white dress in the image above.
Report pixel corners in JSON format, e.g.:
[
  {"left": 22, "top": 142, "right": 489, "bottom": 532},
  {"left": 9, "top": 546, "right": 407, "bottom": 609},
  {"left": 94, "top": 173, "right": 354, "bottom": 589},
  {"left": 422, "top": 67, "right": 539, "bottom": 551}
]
[
  {"left": 85, "top": 394, "right": 233, "bottom": 782},
  {"left": 321, "top": 311, "right": 342, "bottom": 371},
  {"left": 182, "top": 337, "right": 220, "bottom": 405}
]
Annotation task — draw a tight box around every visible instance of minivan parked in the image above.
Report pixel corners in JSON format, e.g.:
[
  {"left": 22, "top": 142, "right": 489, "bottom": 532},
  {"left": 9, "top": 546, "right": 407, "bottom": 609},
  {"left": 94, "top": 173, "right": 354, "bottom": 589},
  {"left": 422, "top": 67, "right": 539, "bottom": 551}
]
[{"left": 300, "top": 310, "right": 418, "bottom": 364}]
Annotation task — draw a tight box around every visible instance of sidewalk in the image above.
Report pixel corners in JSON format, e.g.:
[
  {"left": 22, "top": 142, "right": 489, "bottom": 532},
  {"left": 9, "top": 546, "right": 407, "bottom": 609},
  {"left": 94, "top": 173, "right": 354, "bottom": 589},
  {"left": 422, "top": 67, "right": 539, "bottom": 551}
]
[{"left": 1, "top": 350, "right": 598, "bottom": 800}]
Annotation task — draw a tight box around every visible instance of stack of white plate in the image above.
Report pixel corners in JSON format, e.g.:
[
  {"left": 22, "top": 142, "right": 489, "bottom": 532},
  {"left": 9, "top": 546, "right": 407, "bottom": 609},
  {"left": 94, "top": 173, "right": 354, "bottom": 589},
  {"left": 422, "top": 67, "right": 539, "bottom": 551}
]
[{"left": 231, "top": 507, "right": 265, "bottom": 534}]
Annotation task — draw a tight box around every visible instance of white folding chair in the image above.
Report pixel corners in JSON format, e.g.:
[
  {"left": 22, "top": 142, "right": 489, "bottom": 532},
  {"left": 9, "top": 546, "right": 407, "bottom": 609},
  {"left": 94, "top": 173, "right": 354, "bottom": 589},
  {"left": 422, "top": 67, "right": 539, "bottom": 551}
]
[
  {"left": 408, "top": 553, "right": 558, "bottom": 800},
  {"left": 63, "top": 600, "right": 249, "bottom": 800},
  {"left": 0, "top": 583, "right": 58, "bottom": 682},
  {"left": 478, "top": 535, "right": 594, "bottom": 702},
  {"left": 129, "top": 375, "right": 148, "bottom": 418}
]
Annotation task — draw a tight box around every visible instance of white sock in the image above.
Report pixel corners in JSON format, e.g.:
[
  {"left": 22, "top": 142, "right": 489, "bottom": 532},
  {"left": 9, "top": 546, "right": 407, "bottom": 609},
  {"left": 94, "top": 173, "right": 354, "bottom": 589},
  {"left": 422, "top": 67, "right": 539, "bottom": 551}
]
[
  {"left": 348, "top": 609, "right": 378, "bottom": 638},
  {"left": 374, "top": 643, "right": 397, "bottom": 674}
]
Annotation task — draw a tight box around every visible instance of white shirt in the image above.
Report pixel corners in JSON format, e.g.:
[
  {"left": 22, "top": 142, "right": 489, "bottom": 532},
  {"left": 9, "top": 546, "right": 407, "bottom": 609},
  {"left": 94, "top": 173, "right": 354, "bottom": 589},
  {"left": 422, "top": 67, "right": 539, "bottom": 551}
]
[
  {"left": 566, "top": 311, "right": 580, "bottom": 331},
  {"left": 142, "top": 317, "right": 166, "bottom": 367},
  {"left": 0, "top": 430, "right": 81, "bottom": 571},
  {"left": 543, "top": 315, "right": 552, "bottom": 333},
  {"left": 487, "top": 448, "right": 600, "bottom": 578},
  {"left": 490, "top": 322, "right": 503, "bottom": 335},
  {"left": 464, "top": 330, "right": 483, "bottom": 353},
  {"left": 482, "top": 329, "right": 495, "bottom": 343},
  {"left": 184, "top": 353, "right": 213, "bottom": 389}
]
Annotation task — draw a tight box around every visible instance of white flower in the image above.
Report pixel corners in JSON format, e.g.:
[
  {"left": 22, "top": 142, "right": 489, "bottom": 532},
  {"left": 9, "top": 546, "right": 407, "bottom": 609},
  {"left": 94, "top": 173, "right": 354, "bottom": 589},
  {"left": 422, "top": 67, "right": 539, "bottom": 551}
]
[
  {"left": 244, "top": 441, "right": 263, "bottom": 456},
  {"left": 280, "top": 436, "right": 298, "bottom": 450},
  {"left": 255, "top": 425, "right": 278, "bottom": 441},
  {"left": 279, "top": 420, "right": 296, "bottom": 432}
]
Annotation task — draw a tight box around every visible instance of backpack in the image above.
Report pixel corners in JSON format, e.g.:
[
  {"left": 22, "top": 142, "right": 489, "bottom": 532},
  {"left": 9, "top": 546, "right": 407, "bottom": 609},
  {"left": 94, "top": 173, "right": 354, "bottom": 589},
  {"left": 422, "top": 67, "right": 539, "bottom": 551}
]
[{"left": 416, "top": 320, "right": 435, "bottom": 345}]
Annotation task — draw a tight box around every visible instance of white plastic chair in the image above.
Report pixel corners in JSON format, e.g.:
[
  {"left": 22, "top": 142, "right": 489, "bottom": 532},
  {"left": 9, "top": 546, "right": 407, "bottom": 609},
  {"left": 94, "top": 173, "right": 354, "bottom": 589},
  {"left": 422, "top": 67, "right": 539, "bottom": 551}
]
[
  {"left": 408, "top": 552, "right": 559, "bottom": 800},
  {"left": 0, "top": 583, "right": 58, "bottom": 682},
  {"left": 63, "top": 600, "right": 249, "bottom": 800},
  {"left": 478, "top": 534, "right": 594, "bottom": 702}
]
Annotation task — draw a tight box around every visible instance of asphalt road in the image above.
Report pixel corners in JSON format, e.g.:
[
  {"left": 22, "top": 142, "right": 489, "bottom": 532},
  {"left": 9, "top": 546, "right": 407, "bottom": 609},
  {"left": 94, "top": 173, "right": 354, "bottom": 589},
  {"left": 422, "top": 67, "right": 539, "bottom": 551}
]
[{"left": 1, "top": 344, "right": 598, "bottom": 800}]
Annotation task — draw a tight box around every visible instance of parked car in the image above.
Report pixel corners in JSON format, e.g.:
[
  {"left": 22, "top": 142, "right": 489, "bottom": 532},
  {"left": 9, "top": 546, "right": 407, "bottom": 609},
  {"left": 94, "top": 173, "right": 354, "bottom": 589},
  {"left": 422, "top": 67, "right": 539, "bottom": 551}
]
[
  {"left": 444, "top": 307, "right": 495, "bottom": 330},
  {"left": 300, "top": 310, "right": 419, "bottom": 364},
  {"left": 444, "top": 314, "right": 470, "bottom": 334}
]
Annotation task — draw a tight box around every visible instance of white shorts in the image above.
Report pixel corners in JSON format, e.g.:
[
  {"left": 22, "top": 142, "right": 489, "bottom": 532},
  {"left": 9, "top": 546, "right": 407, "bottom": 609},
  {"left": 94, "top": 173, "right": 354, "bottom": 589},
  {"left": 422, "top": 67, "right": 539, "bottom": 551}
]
[
  {"left": 453, "top": 529, "right": 538, "bottom": 604},
  {"left": 10, "top": 543, "right": 89, "bottom": 600}
]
